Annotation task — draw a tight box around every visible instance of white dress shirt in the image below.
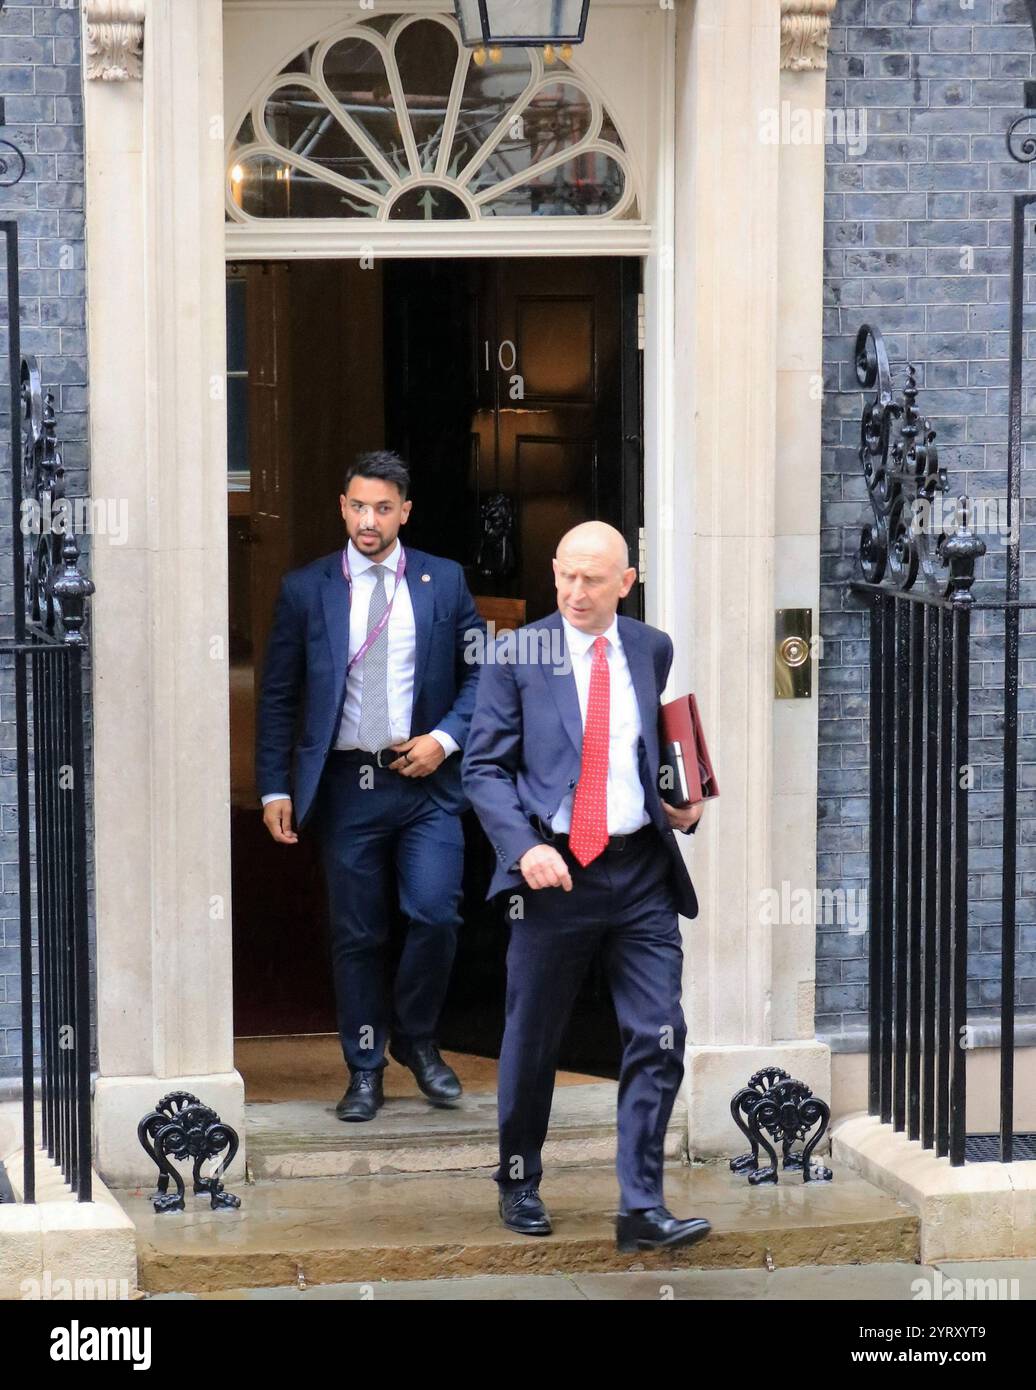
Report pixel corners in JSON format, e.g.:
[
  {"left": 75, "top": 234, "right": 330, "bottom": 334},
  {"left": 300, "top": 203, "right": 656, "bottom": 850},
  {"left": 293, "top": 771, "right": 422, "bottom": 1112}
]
[
  {"left": 551, "top": 614, "right": 650, "bottom": 836},
  {"left": 260, "top": 538, "right": 457, "bottom": 805}
]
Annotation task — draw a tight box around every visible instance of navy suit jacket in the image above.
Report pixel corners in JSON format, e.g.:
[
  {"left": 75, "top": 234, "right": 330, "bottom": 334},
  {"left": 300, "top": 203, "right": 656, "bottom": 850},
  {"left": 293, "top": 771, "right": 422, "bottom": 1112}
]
[
  {"left": 256, "top": 544, "right": 485, "bottom": 829},
  {"left": 461, "top": 611, "right": 699, "bottom": 919}
]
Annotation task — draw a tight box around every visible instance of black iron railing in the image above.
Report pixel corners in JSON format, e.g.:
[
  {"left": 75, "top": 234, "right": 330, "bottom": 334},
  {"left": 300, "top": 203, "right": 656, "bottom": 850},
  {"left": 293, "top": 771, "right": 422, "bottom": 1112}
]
[
  {"left": 849, "top": 323, "right": 1035, "bottom": 1167},
  {"left": 3, "top": 220, "right": 95, "bottom": 1201},
  {"left": 848, "top": 38, "right": 1036, "bottom": 1165}
]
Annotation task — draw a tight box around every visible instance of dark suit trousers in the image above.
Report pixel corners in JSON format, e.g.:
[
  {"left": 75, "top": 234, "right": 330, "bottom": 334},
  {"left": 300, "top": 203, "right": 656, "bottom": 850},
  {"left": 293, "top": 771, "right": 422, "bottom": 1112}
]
[
  {"left": 495, "top": 828, "right": 687, "bottom": 1211},
  {"left": 314, "top": 752, "right": 464, "bottom": 1072}
]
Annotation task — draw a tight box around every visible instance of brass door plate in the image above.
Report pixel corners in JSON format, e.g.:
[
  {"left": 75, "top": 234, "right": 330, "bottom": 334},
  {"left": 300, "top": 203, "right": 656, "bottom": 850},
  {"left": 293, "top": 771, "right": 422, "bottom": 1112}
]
[{"left": 775, "top": 608, "right": 812, "bottom": 699}]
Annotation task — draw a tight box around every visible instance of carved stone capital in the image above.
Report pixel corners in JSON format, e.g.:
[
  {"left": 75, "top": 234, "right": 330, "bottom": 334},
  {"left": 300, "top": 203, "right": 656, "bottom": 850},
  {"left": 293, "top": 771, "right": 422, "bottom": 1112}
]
[
  {"left": 780, "top": 0, "right": 837, "bottom": 73},
  {"left": 84, "top": 1, "right": 146, "bottom": 82}
]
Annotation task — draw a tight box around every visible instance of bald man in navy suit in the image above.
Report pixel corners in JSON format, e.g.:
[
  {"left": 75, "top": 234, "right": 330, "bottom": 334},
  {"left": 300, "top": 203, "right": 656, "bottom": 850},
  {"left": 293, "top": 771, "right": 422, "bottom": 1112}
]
[{"left": 462, "top": 522, "right": 712, "bottom": 1254}]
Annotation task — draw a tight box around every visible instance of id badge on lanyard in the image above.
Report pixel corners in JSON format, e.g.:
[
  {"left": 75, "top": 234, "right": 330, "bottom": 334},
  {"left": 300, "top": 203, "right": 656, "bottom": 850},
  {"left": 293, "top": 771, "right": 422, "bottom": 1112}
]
[{"left": 341, "top": 546, "right": 407, "bottom": 674}]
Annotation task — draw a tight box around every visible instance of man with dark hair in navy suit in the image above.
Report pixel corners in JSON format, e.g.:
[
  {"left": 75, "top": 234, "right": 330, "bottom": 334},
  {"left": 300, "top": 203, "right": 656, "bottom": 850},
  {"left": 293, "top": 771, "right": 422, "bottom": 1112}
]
[
  {"left": 462, "top": 521, "right": 711, "bottom": 1253},
  {"left": 257, "top": 451, "right": 484, "bottom": 1121}
]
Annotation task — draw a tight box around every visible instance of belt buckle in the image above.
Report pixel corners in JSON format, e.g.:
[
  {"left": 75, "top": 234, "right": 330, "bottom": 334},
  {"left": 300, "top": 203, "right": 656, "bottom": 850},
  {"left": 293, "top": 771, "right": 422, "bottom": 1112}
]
[
  {"left": 374, "top": 747, "right": 395, "bottom": 768},
  {"left": 609, "top": 834, "right": 628, "bottom": 852}
]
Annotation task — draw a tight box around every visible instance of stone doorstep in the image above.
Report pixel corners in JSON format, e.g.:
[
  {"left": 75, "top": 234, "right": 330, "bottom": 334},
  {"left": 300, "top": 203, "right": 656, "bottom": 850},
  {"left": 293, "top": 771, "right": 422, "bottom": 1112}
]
[
  {"left": 244, "top": 1083, "right": 686, "bottom": 1180},
  {"left": 164, "top": 1262, "right": 966, "bottom": 1302},
  {"left": 119, "top": 1161, "right": 920, "bottom": 1296},
  {"left": 833, "top": 1111, "right": 1036, "bottom": 1264}
]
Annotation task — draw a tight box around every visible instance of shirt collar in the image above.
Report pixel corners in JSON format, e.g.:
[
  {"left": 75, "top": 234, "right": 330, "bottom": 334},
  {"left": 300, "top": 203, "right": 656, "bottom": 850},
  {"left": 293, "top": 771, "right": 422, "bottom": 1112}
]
[
  {"left": 561, "top": 613, "right": 620, "bottom": 657},
  {"left": 347, "top": 537, "right": 401, "bottom": 578}
]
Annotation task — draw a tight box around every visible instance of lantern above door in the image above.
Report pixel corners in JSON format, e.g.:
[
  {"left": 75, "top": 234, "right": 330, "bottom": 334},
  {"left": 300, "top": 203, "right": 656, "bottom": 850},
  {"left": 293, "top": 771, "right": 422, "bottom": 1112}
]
[{"left": 453, "top": 0, "right": 591, "bottom": 54}]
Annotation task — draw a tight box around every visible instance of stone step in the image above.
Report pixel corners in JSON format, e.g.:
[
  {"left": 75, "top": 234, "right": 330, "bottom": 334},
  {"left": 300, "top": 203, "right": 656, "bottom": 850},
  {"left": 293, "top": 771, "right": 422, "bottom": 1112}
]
[
  {"left": 244, "top": 1083, "right": 685, "bottom": 1180},
  {"left": 120, "top": 1161, "right": 920, "bottom": 1295}
]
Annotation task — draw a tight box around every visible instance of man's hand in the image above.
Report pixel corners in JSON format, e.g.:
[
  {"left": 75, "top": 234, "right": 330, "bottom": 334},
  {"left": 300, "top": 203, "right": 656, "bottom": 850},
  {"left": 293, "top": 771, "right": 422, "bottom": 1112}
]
[
  {"left": 390, "top": 734, "right": 446, "bottom": 778},
  {"left": 263, "top": 798, "right": 298, "bottom": 844},
  {"left": 664, "top": 800, "right": 705, "bottom": 833},
  {"left": 519, "top": 844, "right": 573, "bottom": 892}
]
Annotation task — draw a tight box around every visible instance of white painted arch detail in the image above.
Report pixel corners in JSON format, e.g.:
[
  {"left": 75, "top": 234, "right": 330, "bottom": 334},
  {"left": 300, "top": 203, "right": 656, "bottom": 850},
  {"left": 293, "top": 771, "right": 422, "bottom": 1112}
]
[{"left": 224, "top": 8, "right": 644, "bottom": 245}]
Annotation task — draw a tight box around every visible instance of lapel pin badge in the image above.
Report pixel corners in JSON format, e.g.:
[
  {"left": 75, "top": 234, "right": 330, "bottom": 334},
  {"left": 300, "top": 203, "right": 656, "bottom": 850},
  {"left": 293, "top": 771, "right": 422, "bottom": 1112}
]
[{"left": 421, "top": 573, "right": 431, "bottom": 582}]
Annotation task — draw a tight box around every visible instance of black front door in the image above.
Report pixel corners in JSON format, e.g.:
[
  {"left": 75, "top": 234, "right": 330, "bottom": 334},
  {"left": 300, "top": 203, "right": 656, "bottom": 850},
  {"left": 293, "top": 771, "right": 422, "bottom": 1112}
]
[{"left": 384, "top": 256, "right": 643, "bottom": 622}]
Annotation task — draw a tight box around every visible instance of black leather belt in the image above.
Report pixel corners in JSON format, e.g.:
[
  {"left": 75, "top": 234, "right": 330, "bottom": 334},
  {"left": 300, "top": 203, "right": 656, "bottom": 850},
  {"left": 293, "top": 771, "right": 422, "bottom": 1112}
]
[
  {"left": 531, "top": 816, "right": 654, "bottom": 853},
  {"left": 329, "top": 746, "right": 401, "bottom": 768}
]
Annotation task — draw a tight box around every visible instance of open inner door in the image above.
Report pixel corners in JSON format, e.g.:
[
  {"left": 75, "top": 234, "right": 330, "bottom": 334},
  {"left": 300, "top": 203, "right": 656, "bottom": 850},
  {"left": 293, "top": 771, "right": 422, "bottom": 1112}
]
[{"left": 227, "top": 255, "right": 644, "bottom": 1077}]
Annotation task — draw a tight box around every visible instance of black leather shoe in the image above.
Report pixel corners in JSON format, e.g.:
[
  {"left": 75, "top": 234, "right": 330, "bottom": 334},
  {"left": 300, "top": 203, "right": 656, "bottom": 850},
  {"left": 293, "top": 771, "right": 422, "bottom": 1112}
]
[
  {"left": 335, "top": 1069, "right": 384, "bottom": 1122},
  {"left": 499, "top": 1187, "right": 552, "bottom": 1236},
  {"left": 615, "top": 1207, "right": 712, "bottom": 1253},
  {"left": 390, "top": 1040, "right": 462, "bottom": 1106}
]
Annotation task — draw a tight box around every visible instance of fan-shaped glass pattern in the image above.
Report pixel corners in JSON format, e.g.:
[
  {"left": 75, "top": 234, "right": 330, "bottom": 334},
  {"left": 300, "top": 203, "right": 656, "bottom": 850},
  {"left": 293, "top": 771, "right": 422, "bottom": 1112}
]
[{"left": 226, "top": 13, "right": 638, "bottom": 223}]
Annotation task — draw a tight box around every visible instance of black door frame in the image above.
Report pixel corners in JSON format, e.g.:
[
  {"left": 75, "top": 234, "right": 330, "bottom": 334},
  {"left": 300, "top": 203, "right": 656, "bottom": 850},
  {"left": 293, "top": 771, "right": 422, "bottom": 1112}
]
[{"left": 619, "top": 257, "right": 644, "bottom": 620}]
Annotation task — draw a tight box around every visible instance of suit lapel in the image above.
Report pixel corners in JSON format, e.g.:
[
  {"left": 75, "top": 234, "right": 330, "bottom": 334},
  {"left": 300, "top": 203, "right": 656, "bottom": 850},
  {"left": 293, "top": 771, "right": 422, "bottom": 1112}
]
[
  {"left": 540, "top": 611, "right": 583, "bottom": 757},
  {"left": 405, "top": 545, "right": 434, "bottom": 701},
  {"left": 619, "top": 617, "right": 661, "bottom": 771},
  {"left": 320, "top": 552, "right": 351, "bottom": 707}
]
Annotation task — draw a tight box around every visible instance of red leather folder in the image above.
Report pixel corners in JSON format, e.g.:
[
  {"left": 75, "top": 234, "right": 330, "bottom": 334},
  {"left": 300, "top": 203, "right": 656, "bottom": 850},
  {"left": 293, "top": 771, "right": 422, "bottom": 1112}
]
[{"left": 659, "top": 693, "right": 719, "bottom": 806}]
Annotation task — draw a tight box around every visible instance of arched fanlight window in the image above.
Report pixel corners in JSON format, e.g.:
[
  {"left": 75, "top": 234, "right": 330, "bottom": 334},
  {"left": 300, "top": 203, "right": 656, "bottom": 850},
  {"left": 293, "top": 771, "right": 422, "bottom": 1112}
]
[{"left": 226, "top": 13, "right": 638, "bottom": 223}]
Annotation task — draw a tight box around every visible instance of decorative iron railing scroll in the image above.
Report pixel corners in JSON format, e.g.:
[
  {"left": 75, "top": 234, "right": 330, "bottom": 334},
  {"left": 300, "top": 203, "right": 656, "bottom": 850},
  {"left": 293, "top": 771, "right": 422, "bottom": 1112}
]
[
  {"left": 20, "top": 355, "right": 95, "bottom": 639},
  {"left": 854, "top": 322, "right": 985, "bottom": 600}
]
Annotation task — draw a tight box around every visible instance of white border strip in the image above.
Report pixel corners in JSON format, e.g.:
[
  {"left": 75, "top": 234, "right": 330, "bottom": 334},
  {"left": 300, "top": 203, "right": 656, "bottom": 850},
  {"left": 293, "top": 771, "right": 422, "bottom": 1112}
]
[{"left": 224, "top": 219, "right": 653, "bottom": 258}]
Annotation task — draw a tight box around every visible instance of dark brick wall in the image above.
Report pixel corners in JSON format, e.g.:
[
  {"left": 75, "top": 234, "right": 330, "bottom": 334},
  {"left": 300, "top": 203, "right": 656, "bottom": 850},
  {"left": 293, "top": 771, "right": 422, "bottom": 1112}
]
[
  {"left": 0, "top": 0, "right": 87, "bottom": 1080},
  {"left": 4, "top": 0, "right": 1033, "bottom": 1064},
  {"left": 819, "top": 0, "right": 1036, "bottom": 1041}
]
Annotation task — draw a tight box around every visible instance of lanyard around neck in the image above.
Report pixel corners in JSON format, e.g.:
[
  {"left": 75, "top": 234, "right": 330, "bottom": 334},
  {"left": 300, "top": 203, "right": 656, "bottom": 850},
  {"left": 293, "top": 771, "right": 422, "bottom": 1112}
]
[{"left": 341, "top": 544, "right": 407, "bottom": 674}]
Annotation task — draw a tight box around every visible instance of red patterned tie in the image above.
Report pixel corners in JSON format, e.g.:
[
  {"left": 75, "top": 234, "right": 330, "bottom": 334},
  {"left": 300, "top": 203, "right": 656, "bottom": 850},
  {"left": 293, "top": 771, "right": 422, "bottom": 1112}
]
[{"left": 569, "top": 635, "right": 610, "bottom": 867}]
